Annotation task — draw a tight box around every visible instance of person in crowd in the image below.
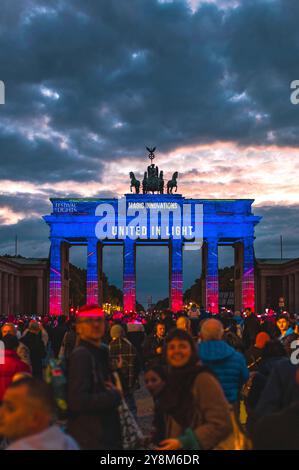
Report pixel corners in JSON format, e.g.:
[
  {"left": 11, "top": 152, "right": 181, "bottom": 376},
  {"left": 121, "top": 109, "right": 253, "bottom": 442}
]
[
  {"left": 144, "top": 365, "right": 167, "bottom": 446},
  {"left": 276, "top": 314, "right": 298, "bottom": 355},
  {"left": 198, "top": 319, "right": 249, "bottom": 407},
  {"left": 245, "top": 339, "right": 288, "bottom": 433},
  {"left": 51, "top": 316, "right": 68, "bottom": 358},
  {"left": 58, "top": 320, "right": 78, "bottom": 364},
  {"left": 109, "top": 324, "right": 140, "bottom": 417},
  {"left": 143, "top": 322, "right": 166, "bottom": 367},
  {"left": 160, "top": 310, "right": 175, "bottom": 333},
  {"left": 252, "top": 368, "right": 299, "bottom": 450},
  {"left": 21, "top": 321, "right": 46, "bottom": 378},
  {"left": 39, "top": 322, "right": 49, "bottom": 349},
  {"left": 0, "top": 335, "right": 31, "bottom": 401},
  {"left": 222, "top": 320, "right": 245, "bottom": 354},
  {"left": 67, "top": 305, "right": 122, "bottom": 450},
  {"left": 1, "top": 323, "right": 31, "bottom": 368},
  {"left": 276, "top": 296, "right": 287, "bottom": 315},
  {"left": 242, "top": 308, "right": 260, "bottom": 350},
  {"left": 233, "top": 311, "right": 244, "bottom": 329},
  {"left": 0, "top": 377, "right": 79, "bottom": 450},
  {"left": 154, "top": 329, "right": 232, "bottom": 450},
  {"left": 144, "top": 365, "right": 167, "bottom": 402},
  {"left": 254, "top": 356, "right": 299, "bottom": 420},
  {"left": 245, "top": 332, "right": 270, "bottom": 371},
  {"left": 199, "top": 306, "right": 211, "bottom": 322},
  {"left": 176, "top": 315, "right": 192, "bottom": 335},
  {"left": 188, "top": 304, "right": 200, "bottom": 337},
  {"left": 255, "top": 339, "right": 287, "bottom": 378}
]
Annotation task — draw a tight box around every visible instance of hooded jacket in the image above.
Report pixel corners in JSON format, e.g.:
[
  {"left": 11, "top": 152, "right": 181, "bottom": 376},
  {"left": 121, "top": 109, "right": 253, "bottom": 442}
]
[{"left": 198, "top": 340, "right": 249, "bottom": 404}]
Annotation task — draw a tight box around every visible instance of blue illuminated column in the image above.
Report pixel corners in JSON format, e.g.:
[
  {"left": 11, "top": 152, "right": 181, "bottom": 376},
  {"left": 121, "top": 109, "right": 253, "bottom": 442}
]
[
  {"left": 87, "top": 238, "right": 100, "bottom": 306},
  {"left": 123, "top": 238, "right": 136, "bottom": 313},
  {"left": 169, "top": 239, "right": 183, "bottom": 312},
  {"left": 206, "top": 237, "right": 219, "bottom": 314},
  {"left": 242, "top": 237, "right": 255, "bottom": 311},
  {"left": 49, "top": 238, "right": 63, "bottom": 316}
]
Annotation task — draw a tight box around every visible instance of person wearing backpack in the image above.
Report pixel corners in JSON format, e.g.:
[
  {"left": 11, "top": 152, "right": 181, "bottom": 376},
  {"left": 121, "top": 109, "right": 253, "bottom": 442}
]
[{"left": 67, "top": 305, "right": 122, "bottom": 450}]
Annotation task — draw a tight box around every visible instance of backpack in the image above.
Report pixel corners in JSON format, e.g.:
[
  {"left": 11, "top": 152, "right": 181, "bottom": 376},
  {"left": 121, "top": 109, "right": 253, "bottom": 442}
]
[{"left": 44, "top": 357, "right": 68, "bottom": 421}]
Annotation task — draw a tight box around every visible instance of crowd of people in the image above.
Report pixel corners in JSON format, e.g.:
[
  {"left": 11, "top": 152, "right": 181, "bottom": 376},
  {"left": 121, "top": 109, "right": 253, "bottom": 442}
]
[{"left": 0, "top": 303, "right": 299, "bottom": 450}]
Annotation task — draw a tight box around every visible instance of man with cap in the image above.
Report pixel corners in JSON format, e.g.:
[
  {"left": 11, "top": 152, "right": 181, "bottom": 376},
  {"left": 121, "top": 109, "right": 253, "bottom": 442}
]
[
  {"left": 109, "top": 324, "right": 140, "bottom": 417},
  {"left": 67, "top": 305, "right": 122, "bottom": 450}
]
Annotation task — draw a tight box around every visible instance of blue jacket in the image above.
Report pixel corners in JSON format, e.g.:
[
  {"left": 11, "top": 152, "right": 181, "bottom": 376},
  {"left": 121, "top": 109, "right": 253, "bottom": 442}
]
[{"left": 198, "top": 340, "right": 249, "bottom": 404}]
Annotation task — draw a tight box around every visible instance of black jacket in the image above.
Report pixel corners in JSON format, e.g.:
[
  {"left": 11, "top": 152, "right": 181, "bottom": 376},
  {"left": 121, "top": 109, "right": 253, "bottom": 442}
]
[
  {"left": 253, "top": 401, "right": 299, "bottom": 449},
  {"left": 142, "top": 334, "right": 165, "bottom": 367},
  {"left": 243, "top": 315, "right": 260, "bottom": 349},
  {"left": 67, "top": 340, "right": 121, "bottom": 450},
  {"left": 255, "top": 358, "right": 299, "bottom": 418},
  {"left": 21, "top": 331, "right": 46, "bottom": 378}
]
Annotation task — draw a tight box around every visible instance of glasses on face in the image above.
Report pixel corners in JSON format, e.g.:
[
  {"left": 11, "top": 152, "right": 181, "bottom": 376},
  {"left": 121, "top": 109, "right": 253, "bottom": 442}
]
[{"left": 77, "top": 318, "right": 104, "bottom": 325}]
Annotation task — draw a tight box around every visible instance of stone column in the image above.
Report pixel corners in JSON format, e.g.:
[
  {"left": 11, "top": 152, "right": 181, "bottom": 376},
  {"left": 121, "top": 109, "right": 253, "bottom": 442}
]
[
  {"left": 282, "top": 276, "right": 288, "bottom": 305},
  {"left": 205, "top": 238, "right": 219, "bottom": 314},
  {"left": 169, "top": 239, "right": 183, "bottom": 312},
  {"left": 295, "top": 272, "right": 299, "bottom": 314},
  {"left": 37, "top": 276, "right": 44, "bottom": 314},
  {"left": 3, "top": 273, "right": 8, "bottom": 315},
  {"left": 15, "top": 276, "right": 20, "bottom": 314},
  {"left": 61, "top": 242, "right": 70, "bottom": 315},
  {"left": 98, "top": 242, "right": 104, "bottom": 307},
  {"left": 49, "top": 238, "right": 63, "bottom": 316},
  {"left": 288, "top": 274, "right": 295, "bottom": 313},
  {"left": 123, "top": 238, "right": 136, "bottom": 313},
  {"left": 260, "top": 275, "right": 267, "bottom": 313},
  {"left": 234, "top": 242, "right": 243, "bottom": 312},
  {"left": 0, "top": 272, "right": 2, "bottom": 314},
  {"left": 8, "top": 274, "right": 14, "bottom": 316},
  {"left": 242, "top": 237, "right": 255, "bottom": 311},
  {"left": 86, "top": 238, "right": 99, "bottom": 306},
  {"left": 201, "top": 242, "right": 207, "bottom": 310}
]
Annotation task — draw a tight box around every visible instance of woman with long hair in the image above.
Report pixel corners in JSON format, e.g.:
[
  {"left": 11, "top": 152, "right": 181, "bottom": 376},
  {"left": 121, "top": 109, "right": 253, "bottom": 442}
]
[{"left": 154, "top": 329, "right": 232, "bottom": 450}]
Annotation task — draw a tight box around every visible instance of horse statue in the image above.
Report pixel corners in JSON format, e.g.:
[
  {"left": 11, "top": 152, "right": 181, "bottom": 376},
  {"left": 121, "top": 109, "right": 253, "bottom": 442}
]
[
  {"left": 129, "top": 172, "right": 140, "bottom": 194},
  {"left": 167, "top": 171, "right": 178, "bottom": 194}
]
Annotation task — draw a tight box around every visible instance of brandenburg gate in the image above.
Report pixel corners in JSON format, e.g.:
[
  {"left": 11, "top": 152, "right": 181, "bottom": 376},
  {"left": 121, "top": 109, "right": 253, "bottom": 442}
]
[{"left": 43, "top": 149, "right": 261, "bottom": 315}]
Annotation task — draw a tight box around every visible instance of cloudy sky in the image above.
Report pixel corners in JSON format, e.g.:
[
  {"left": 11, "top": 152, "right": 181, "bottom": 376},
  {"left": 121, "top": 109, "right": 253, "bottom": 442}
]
[{"left": 0, "top": 0, "right": 298, "bottom": 305}]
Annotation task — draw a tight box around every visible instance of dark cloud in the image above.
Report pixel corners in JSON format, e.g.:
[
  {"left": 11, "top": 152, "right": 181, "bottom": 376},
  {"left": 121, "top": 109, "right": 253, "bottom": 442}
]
[
  {"left": 0, "top": 128, "right": 103, "bottom": 182},
  {"left": 254, "top": 205, "right": 299, "bottom": 259},
  {"left": 2, "top": 0, "right": 299, "bottom": 185}
]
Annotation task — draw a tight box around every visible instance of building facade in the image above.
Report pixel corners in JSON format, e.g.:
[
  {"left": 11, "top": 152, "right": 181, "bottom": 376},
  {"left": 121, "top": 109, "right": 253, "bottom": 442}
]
[
  {"left": 0, "top": 256, "right": 49, "bottom": 316},
  {"left": 255, "top": 258, "right": 299, "bottom": 314}
]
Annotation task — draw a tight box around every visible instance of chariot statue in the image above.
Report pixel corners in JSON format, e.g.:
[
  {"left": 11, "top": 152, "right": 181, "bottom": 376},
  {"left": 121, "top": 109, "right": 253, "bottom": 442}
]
[{"left": 129, "top": 147, "right": 178, "bottom": 195}]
